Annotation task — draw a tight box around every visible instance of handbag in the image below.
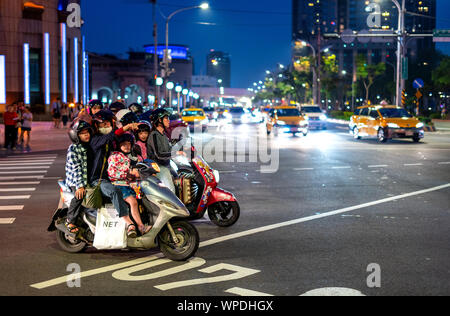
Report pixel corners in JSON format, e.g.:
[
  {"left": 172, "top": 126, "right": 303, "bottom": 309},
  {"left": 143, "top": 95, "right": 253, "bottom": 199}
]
[
  {"left": 93, "top": 207, "right": 127, "bottom": 250},
  {"left": 82, "top": 144, "right": 108, "bottom": 209}
]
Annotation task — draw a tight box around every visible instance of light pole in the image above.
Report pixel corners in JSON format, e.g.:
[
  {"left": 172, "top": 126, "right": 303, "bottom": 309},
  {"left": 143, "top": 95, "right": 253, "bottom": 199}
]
[
  {"left": 163, "top": 3, "right": 209, "bottom": 96},
  {"left": 390, "top": 0, "right": 406, "bottom": 107},
  {"left": 175, "top": 85, "right": 182, "bottom": 112},
  {"left": 166, "top": 81, "right": 174, "bottom": 108}
]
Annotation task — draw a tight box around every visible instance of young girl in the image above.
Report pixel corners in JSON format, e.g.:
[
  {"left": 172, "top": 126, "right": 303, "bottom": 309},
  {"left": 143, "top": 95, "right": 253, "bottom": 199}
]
[
  {"left": 107, "top": 133, "right": 151, "bottom": 236},
  {"left": 134, "top": 121, "right": 151, "bottom": 161}
]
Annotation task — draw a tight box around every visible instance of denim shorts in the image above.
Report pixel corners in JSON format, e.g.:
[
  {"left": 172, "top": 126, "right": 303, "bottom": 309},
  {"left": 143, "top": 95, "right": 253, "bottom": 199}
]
[{"left": 116, "top": 185, "right": 136, "bottom": 199}]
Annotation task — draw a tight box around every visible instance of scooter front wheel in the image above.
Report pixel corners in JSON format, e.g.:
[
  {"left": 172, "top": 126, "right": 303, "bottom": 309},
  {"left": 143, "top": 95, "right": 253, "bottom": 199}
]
[
  {"left": 208, "top": 201, "right": 240, "bottom": 227},
  {"left": 56, "top": 229, "right": 87, "bottom": 253},
  {"left": 158, "top": 220, "right": 199, "bottom": 261}
]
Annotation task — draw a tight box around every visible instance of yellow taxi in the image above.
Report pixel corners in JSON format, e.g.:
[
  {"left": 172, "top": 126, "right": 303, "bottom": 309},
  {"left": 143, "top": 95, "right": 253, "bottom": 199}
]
[
  {"left": 349, "top": 105, "right": 424, "bottom": 143},
  {"left": 266, "top": 106, "right": 308, "bottom": 136},
  {"left": 181, "top": 108, "right": 208, "bottom": 133}
]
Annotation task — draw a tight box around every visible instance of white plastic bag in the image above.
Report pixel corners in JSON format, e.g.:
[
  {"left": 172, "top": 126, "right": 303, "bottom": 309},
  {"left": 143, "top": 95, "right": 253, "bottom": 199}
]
[{"left": 93, "top": 207, "right": 127, "bottom": 250}]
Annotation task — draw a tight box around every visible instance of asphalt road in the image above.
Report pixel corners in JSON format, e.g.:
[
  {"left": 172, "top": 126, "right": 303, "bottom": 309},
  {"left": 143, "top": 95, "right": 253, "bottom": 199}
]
[{"left": 0, "top": 122, "right": 449, "bottom": 297}]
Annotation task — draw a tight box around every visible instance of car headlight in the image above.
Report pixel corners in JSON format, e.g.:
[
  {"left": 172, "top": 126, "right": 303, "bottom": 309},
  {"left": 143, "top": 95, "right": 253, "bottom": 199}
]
[
  {"left": 387, "top": 123, "right": 399, "bottom": 128},
  {"left": 277, "top": 120, "right": 286, "bottom": 126},
  {"left": 299, "top": 120, "right": 307, "bottom": 126},
  {"left": 416, "top": 122, "right": 424, "bottom": 129},
  {"left": 320, "top": 114, "right": 327, "bottom": 121},
  {"left": 213, "top": 170, "right": 220, "bottom": 183}
]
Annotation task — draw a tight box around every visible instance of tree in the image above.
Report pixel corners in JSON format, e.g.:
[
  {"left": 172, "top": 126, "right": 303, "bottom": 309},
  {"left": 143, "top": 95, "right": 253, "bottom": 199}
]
[
  {"left": 432, "top": 56, "right": 450, "bottom": 91},
  {"left": 356, "top": 54, "right": 386, "bottom": 102}
]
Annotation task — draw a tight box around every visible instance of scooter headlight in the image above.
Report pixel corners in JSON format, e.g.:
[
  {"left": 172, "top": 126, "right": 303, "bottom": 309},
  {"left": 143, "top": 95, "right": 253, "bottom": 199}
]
[{"left": 213, "top": 170, "right": 220, "bottom": 183}]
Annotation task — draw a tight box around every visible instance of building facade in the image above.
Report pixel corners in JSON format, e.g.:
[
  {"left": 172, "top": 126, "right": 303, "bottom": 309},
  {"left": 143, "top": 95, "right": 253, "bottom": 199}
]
[{"left": 0, "top": 0, "right": 83, "bottom": 112}]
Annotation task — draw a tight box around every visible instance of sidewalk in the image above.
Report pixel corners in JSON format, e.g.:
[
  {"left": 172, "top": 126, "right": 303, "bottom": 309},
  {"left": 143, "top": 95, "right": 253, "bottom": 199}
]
[{"left": 0, "top": 122, "right": 71, "bottom": 154}]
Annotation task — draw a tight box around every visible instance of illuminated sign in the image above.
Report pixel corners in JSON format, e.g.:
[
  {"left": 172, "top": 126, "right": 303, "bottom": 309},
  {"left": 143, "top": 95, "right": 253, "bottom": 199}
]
[
  {"left": 0, "top": 55, "right": 5, "bottom": 104},
  {"left": 144, "top": 45, "right": 189, "bottom": 60},
  {"left": 61, "top": 23, "right": 67, "bottom": 103},
  {"left": 74, "top": 37, "right": 79, "bottom": 103},
  {"left": 44, "top": 33, "right": 50, "bottom": 105},
  {"left": 23, "top": 44, "right": 30, "bottom": 105}
]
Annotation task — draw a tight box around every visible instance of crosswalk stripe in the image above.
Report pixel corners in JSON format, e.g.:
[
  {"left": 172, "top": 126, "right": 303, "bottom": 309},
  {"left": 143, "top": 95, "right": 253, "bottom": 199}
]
[
  {"left": 0, "top": 182, "right": 40, "bottom": 185},
  {"left": 0, "top": 205, "right": 24, "bottom": 211},
  {"left": 0, "top": 171, "right": 47, "bottom": 174},
  {"left": 0, "top": 160, "right": 55, "bottom": 164},
  {"left": 0, "top": 162, "right": 54, "bottom": 166},
  {"left": 0, "top": 188, "right": 36, "bottom": 192},
  {"left": 0, "top": 195, "right": 31, "bottom": 200},
  {"left": 0, "top": 166, "right": 50, "bottom": 170},
  {"left": 0, "top": 218, "right": 15, "bottom": 224},
  {"left": 0, "top": 176, "right": 44, "bottom": 180}
]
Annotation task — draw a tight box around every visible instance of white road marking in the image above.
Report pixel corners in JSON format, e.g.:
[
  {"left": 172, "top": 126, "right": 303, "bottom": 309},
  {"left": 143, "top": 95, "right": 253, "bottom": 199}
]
[
  {"left": 0, "top": 171, "right": 47, "bottom": 174},
  {"left": 0, "top": 205, "right": 24, "bottom": 211},
  {"left": 0, "top": 182, "right": 40, "bottom": 185},
  {"left": 29, "top": 183, "right": 450, "bottom": 290},
  {"left": 368, "top": 165, "right": 389, "bottom": 168},
  {"left": 0, "top": 162, "right": 53, "bottom": 166},
  {"left": 0, "top": 160, "right": 55, "bottom": 164},
  {"left": 404, "top": 163, "right": 423, "bottom": 166},
  {"left": 0, "top": 188, "right": 35, "bottom": 192},
  {"left": 0, "top": 176, "right": 44, "bottom": 180},
  {"left": 0, "top": 218, "right": 15, "bottom": 224},
  {"left": 199, "top": 183, "right": 450, "bottom": 248},
  {"left": 331, "top": 166, "right": 351, "bottom": 169},
  {"left": 294, "top": 168, "right": 314, "bottom": 171},
  {"left": 225, "top": 287, "right": 274, "bottom": 296},
  {"left": 0, "top": 166, "right": 50, "bottom": 170},
  {"left": 0, "top": 195, "right": 30, "bottom": 200},
  {"left": 438, "top": 162, "right": 450, "bottom": 165}
]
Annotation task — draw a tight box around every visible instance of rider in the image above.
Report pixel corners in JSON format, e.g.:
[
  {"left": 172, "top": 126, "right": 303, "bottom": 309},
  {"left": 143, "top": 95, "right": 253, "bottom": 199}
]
[
  {"left": 134, "top": 120, "right": 151, "bottom": 161},
  {"left": 89, "top": 109, "right": 139, "bottom": 237},
  {"left": 65, "top": 120, "right": 94, "bottom": 234},
  {"left": 107, "top": 133, "right": 151, "bottom": 236},
  {"left": 147, "top": 108, "right": 185, "bottom": 193}
]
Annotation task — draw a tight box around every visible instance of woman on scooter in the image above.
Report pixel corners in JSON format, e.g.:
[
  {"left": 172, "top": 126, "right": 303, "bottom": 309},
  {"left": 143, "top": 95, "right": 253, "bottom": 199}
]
[
  {"left": 147, "top": 109, "right": 185, "bottom": 193},
  {"left": 108, "top": 133, "right": 151, "bottom": 236}
]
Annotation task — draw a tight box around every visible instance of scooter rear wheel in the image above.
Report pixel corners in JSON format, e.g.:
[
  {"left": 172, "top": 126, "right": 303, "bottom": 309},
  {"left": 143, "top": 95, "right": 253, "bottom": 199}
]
[
  {"left": 158, "top": 221, "right": 199, "bottom": 261},
  {"left": 208, "top": 201, "right": 240, "bottom": 227},
  {"left": 56, "top": 229, "right": 87, "bottom": 253}
]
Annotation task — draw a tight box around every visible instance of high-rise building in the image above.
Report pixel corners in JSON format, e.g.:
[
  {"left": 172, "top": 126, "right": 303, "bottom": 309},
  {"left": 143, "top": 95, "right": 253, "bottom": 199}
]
[
  {"left": 206, "top": 50, "right": 231, "bottom": 88},
  {"left": 292, "top": 0, "right": 436, "bottom": 103}
]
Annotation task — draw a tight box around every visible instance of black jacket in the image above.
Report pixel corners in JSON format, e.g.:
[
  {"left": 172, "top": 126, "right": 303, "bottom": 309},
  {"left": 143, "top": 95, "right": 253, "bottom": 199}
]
[
  {"left": 147, "top": 129, "right": 172, "bottom": 167},
  {"left": 88, "top": 130, "right": 116, "bottom": 183}
]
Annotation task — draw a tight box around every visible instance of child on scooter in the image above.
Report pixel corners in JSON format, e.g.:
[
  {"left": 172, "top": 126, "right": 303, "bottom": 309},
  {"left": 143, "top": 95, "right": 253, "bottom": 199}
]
[
  {"left": 134, "top": 121, "right": 151, "bottom": 161},
  {"left": 107, "top": 133, "right": 151, "bottom": 236}
]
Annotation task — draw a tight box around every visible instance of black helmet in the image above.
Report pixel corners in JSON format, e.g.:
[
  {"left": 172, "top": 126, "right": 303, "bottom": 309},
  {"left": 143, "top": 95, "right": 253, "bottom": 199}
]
[
  {"left": 68, "top": 120, "right": 93, "bottom": 144},
  {"left": 88, "top": 99, "right": 104, "bottom": 111},
  {"left": 116, "top": 132, "right": 135, "bottom": 148},
  {"left": 109, "top": 101, "right": 126, "bottom": 114},
  {"left": 136, "top": 120, "right": 151, "bottom": 134},
  {"left": 128, "top": 103, "right": 144, "bottom": 116},
  {"left": 150, "top": 108, "right": 170, "bottom": 126},
  {"left": 116, "top": 109, "right": 139, "bottom": 126},
  {"left": 92, "top": 109, "right": 115, "bottom": 125}
]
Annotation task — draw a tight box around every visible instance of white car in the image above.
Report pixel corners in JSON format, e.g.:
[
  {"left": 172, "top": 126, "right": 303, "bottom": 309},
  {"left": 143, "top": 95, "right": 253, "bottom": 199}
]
[{"left": 301, "top": 106, "right": 328, "bottom": 130}]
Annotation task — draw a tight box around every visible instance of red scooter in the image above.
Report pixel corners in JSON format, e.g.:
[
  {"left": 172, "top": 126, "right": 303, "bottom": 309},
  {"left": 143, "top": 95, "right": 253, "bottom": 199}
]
[{"left": 172, "top": 146, "right": 240, "bottom": 227}]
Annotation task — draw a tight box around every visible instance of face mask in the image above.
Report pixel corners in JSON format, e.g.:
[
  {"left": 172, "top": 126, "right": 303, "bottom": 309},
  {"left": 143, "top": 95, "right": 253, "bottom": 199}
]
[{"left": 98, "top": 127, "right": 112, "bottom": 135}]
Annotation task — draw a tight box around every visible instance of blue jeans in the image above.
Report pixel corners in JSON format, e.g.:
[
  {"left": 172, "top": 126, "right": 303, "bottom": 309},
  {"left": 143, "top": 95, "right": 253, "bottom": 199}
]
[{"left": 92, "top": 179, "right": 129, "bottom": 218}]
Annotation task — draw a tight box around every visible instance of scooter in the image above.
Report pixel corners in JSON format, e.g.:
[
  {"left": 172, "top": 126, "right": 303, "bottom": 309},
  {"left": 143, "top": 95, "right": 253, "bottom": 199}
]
[
  {"left": 171, "top": 146, "right": 240, "bottom": 227},
  {"left": 47, "top": 161, "right": 199, "bottom": 261}
]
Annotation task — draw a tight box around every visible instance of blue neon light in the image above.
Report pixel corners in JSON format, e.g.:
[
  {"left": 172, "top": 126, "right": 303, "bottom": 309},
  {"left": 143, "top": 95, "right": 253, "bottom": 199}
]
[
  {"left": 61, "top": 23, "right": 67, "bottom": 103},
  {"left": 23, "top": 44, "right": 30, "bottom": 105},
  {"left": 44, "top": 33, "right": 50, "bottom": 105},
  {"left": 144, "top": 45, "right": 189, "bottom": 60}
]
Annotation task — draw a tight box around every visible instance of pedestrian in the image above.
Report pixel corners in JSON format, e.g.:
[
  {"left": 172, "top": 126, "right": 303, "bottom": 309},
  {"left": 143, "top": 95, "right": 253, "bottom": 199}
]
[
  {"left": 61, "top": 103, "right": 69, "bottom": 127},
  {"left": 3, "top": 104, "right": 19, "bottom": 151},
  {"left": 51, "top": 97, "right": 62, "bottom": 128},
  {"left": 17, "top": 105, "right": 33, "bottom": 152},
  {"left": 441, "top": 106, "right": 447, "bottom": 120}
]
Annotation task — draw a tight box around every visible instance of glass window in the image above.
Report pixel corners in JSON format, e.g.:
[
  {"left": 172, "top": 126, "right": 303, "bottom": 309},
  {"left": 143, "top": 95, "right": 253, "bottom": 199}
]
[
  {"left": 276, "top": 109, "right": 301, "bottom": 117},
  {"left": 369, "top": 109, "right": 380, "bottom": 119},
  {"left": 378, "top": 108, "right": 413, "bottom": 118},
  {"left": 360, "top": 108, "right": 369, "bottom": 116}
]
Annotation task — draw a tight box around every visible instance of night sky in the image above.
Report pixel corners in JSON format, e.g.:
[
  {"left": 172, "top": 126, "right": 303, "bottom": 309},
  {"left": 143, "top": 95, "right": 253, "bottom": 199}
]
[{"left": 82, "top": 0, "right": 450, "bottom": 89}]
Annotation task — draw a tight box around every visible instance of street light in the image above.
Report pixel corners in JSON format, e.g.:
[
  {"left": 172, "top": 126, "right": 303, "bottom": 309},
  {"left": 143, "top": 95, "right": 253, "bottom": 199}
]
[
  {"left": 163, "top": 3, "right": 209, "bottom": 85},
  {"left": 175, "top": 85, "right": 182, "bottom": 112},
  {"left": 166, "top": 82, "right": 174, "bottom": 108}
]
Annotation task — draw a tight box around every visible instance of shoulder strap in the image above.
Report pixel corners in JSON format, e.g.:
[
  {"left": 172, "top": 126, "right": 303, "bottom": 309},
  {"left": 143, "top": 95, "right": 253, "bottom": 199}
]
[{"left": 97, "top": 143, "right": 108, "bottom": 186}]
